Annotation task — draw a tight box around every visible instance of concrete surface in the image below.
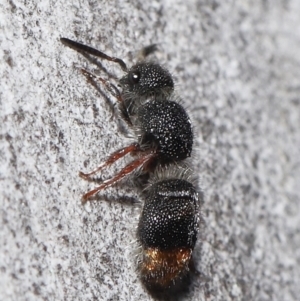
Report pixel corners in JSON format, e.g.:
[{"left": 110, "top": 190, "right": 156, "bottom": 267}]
[{"left": 1, "top": 0, "right": 300, "bottom": 300}]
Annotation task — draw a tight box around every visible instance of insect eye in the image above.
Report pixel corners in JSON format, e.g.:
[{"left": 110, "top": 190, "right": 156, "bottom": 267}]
[{"left": 129, "top": 71, "right": 141, "bottom": 84}]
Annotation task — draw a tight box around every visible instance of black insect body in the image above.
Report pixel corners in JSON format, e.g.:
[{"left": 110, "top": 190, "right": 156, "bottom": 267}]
[
  {"left": 60, "top": 38, "right": 193, "bottom": 201},
  {"left": 61, "top": 38, "right": 201, "bottom": 296},
  {"left": 138, "top": 177, "right": 199, "bottom": 294}
]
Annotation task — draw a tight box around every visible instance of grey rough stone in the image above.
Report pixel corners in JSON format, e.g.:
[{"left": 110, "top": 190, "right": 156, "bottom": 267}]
[{"left": 1, "top": 1, "right": 299, "bottom": 300}]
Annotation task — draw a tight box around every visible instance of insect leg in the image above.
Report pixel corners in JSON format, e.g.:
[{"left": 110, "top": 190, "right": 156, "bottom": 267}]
[
  {"left": 79, "top": 143, "right": 141, "bottom": 179},
  {"left": 82, "top": 153, "right": 156, "bottom": 202},
  {"left": 81, "top": 69, "right": 123, "bottom": 103},
  {"left": 137, "top": 44, "right": 159, "bottom": 60}
]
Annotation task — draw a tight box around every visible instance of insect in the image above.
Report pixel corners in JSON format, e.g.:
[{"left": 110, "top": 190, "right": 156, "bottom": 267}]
[
  {"left": 60, "top": 38, "right": 194, "bottom": 202},
  {"left": 61, "top": 38, "right": 201, "bottom": 295}
]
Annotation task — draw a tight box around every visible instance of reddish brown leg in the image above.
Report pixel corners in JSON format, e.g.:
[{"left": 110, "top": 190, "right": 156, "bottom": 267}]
[
  {"left": 81, "top": 69, "right": 123, "bottom": 102},
  {"left": 79, "top": 143, "right": 141, "bottom": 179},
  {"left": 82, "top": 153, "right": 155, "bottom": 203}
]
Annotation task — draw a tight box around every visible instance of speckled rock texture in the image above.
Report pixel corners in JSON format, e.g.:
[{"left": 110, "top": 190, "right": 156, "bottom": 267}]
[{"left": 1, "top": 0, "right": 299, "bottom": 300}]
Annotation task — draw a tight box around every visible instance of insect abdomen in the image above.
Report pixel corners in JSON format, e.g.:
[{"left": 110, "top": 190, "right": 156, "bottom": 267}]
[{"left": 138, "top": 179, "right": 199, "bottom": 292}]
